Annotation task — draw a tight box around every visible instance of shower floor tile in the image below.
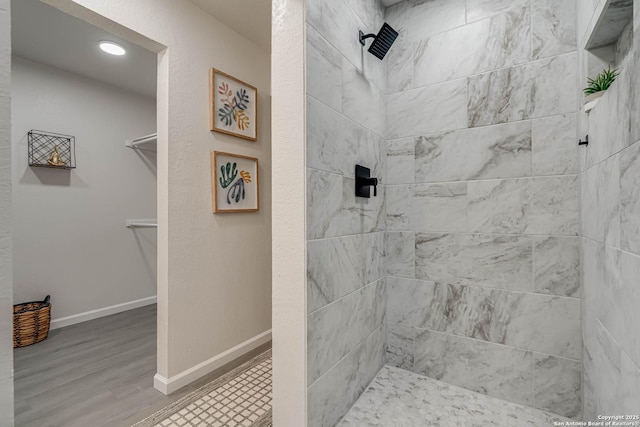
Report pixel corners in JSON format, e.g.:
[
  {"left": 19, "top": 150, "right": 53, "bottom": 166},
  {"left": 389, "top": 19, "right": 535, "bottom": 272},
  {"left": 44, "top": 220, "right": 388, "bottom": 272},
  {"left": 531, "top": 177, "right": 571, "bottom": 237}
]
[{"left": 338, "top": 365, "right": 572, "bottom": 427}]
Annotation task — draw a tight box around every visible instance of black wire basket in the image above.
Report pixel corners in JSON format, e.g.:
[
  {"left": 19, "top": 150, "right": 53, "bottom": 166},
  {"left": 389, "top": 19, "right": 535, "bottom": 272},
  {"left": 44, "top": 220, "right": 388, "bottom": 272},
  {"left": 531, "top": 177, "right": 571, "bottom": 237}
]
[{"left": 28, "top": 130, "right": 76, "bottom": 169}]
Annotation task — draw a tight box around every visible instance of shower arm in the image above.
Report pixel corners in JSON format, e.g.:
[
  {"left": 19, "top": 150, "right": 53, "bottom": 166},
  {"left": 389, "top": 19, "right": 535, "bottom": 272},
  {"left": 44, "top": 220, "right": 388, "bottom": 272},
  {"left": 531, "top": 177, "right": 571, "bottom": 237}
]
[{"left": 359, "top": 30, "right": 376, "bottom": 46}]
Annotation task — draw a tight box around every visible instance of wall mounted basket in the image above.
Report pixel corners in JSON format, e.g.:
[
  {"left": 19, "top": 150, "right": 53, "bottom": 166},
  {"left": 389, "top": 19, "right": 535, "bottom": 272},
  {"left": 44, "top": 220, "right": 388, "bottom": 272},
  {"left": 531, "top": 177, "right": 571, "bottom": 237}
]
[{"left": 28, "top": 130, "right": 76, "bottom": 169}]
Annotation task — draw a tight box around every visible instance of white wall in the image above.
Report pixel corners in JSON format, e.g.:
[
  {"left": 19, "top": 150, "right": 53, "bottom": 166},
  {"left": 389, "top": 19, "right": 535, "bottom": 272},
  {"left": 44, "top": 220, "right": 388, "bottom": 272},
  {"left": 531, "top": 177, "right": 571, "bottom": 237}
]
[
  {"left": 0, "top": 0, "right": 14, "bottom": 423},
  {"left": 272, "top": 0, "right": 306, "bottom": 425},
  {"left": 11, "top": 56, "right": 157, "bottom": 323},
  {"left": 37, "top": 0, "right": 272, "bottom": 386}
]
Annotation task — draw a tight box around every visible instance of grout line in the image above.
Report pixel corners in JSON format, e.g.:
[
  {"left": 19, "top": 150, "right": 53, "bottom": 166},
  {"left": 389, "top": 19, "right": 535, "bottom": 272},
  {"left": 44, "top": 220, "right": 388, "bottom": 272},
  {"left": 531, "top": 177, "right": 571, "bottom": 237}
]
[
  {"left": 307, "top": 277, "right": 384, "bottom": 317},
  {"left": 389, "top": 49, "right": 578, "bottom": 95},
  {"left": 384, "top": 174, "right": 580, "bottom": 187},
  {"left": 387, "top": 322, "right": 582, "bottom": 363},
  {"left": 307, "top": 323, "right": 385, "bottom": 390},
  {"left": 384, "top": 274, "right": 581, "bottom": 301},
  {"left": 580, "top": 138, "right": 640, "bottom": 174},
  {"left": 305, "top": 19, "right": 387, "bottom": 95},
  {"left": 385, "top": 110, "right": 579, "bottom": 141},
  {"left": 582, "top": 235, "right": 640, "bottom": 259},
  {"left": 306, "top": 92, "right": 386, "bottom": 140}
]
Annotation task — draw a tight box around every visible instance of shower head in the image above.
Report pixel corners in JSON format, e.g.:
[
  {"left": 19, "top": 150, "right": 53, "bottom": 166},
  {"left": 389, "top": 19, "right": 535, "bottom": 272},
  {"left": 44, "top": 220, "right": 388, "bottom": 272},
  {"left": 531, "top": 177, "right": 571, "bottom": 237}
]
[{"left": 359, "top": 23, "right": 398, "bottom": 60}]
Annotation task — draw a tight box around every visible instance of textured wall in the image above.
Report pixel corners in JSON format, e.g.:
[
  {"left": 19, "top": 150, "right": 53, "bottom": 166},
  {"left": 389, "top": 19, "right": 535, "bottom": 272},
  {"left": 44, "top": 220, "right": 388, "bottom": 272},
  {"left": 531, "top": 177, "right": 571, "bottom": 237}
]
[
  {"left": 11, "top": 57, "right": 157, "bottom": 322},
  {"left": 384, "top": 0, "right": 582, "bottom": 418},
  {"left": 271, "top": 0, "right": 306, "bottom": 425},
  {"left": 579, "top": 0, "right": 640, "bottom": 419},
  {"left": 305, "top": 0, "right": 387, "bottom": 425},
  {"left": 0, "top": 0, "right": 13, "bottom": 424}
]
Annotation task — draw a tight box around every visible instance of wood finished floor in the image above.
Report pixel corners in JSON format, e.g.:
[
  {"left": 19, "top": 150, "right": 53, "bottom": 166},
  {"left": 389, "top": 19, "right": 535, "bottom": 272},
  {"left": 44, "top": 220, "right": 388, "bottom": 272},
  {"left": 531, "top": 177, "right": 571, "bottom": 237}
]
[{"left": 14, "top": 304, "right": 271, "bottom": 427}]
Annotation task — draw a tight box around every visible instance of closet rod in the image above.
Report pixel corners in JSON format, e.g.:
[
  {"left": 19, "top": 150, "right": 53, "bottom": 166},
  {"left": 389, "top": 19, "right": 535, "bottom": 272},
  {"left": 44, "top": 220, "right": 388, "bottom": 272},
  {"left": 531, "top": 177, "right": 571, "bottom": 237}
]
[
  {"left": 126, "top": 219, "right": 157, "bottom": 229},
  {"left": 126, "top": 133, "right": 157, "bottom": 148}
]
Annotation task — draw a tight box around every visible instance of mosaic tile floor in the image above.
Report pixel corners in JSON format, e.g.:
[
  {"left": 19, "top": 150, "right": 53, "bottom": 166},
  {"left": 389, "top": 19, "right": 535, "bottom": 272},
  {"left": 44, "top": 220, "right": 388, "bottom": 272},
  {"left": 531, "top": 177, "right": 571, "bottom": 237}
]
[
  {"left": 339, "top": 365, "right": 572, "bottom": 427},
  {"left": 133, "top": 350, "right": 272, "bottom": 427}
]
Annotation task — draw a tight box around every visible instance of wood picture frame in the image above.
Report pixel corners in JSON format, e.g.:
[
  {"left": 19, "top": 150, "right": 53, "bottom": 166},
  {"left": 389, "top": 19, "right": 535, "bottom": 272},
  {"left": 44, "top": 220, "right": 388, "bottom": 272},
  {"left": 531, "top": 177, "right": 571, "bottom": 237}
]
[
  {"left": 210, "top": 68, "right": 258, "bottom": 141},
  {"left": 211, "top": 151, "right": 259, "bottom": 213}
]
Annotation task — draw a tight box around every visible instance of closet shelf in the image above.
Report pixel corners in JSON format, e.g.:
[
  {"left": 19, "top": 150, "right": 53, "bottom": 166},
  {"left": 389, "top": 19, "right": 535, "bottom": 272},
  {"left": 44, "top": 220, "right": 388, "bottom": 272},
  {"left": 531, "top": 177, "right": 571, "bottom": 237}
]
[
  {"left": 125, "top": 133, "right": 157, "bottom": 149},
  {"left": 126, "top": 219, "right": 157, "bottom": 229}
]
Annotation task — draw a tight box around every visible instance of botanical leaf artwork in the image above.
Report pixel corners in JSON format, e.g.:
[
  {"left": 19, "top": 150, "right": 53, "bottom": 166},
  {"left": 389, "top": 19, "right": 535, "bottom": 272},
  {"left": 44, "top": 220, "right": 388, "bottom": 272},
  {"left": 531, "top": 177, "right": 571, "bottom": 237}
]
[
  {"left": 212, "top": 151, "right": 258, "bottom": 213},
  {"left": 219, "top": 162, "right": 238, "bottom": 188},
  {"left": 219, "top": 162, "right": 252, "bottom": 205},
  {"left": 240, "top": 171, "right": 252, "bottom": 183},
  {"left": 217, "top": 83, "right": 252, "bottom": 131},
  {"left": 227, "top": 178, "right": 246, "bottom": 204}
]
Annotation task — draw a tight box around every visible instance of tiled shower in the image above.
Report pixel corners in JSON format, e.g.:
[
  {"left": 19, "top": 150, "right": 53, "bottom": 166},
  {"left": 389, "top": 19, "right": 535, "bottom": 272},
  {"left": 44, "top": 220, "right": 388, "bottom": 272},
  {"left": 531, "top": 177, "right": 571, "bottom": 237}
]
[{"left": 306, "top": 0, "right": 640, "bottom": 425}]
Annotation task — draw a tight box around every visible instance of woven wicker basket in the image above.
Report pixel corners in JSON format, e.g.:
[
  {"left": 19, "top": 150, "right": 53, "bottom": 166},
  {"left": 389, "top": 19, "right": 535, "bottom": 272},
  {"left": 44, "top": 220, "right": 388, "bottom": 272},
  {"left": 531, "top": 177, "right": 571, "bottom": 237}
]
[{"left": 13, "top": 295, "right": 51, "bottom": 348}]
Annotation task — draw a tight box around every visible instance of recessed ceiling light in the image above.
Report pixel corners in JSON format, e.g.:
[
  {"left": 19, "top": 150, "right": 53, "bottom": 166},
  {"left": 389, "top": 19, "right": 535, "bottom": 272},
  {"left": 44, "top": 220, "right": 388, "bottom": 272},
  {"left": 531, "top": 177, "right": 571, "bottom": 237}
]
[{"left": 99, "top": 41, "right": 126, "bottom": 56}]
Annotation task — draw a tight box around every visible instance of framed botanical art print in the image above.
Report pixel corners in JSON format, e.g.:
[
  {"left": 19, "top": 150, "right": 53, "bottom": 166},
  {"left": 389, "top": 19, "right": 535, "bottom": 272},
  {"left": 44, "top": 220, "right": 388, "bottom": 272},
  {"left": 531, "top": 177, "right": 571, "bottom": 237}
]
[
  {"left": 211, "top": 151, "right": 259, "bottom": 213},
  {"left": 210, "top": 68, "right": 258, "bottom": 141}
]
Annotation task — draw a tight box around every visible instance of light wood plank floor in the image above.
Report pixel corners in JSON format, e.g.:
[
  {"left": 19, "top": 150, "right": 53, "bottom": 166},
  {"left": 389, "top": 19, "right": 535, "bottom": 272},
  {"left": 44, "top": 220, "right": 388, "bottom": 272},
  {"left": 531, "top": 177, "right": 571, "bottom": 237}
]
[{"left": 14, "top": 304, "right": 270, "bottom": 427}]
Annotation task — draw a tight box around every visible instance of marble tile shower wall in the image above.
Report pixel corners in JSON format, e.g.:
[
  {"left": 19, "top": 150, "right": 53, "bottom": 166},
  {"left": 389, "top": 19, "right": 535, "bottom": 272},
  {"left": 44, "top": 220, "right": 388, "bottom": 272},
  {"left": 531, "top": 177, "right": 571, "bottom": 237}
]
[
  {"left": 384, "top": 0, "right": 582, "bottom": 419},
  {"left": 305, "top": 0, "right": 387, "bottom": 426},
  {"left": 579, "top": 0, "right": 640, "bottom": 418}
]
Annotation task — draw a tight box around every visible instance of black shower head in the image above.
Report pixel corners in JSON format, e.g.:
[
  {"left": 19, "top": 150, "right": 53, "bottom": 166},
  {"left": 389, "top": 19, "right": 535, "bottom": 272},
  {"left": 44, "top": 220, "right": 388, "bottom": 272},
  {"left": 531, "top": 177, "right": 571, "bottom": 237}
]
[{"left": 359, "top": 23, "right": 398, "bottom": 60}]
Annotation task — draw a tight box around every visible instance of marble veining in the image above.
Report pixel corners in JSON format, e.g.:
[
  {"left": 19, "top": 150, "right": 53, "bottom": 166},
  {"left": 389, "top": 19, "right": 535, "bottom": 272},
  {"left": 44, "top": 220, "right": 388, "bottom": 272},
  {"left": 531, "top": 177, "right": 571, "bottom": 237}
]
[
  {"left": 631, "top": 26, "right": 640, "bottom": 144},
  {"left": 306, "top": 168, "right": 385, "bottom": 240},
  {"left": 307, "top": 168, "right": 344, "bottom": 240},
  {"left": 341, "top": 177, "right": 386, "bottom": 236},
  {"left": 386, "top": 324, "right": 416, "bottom": 370},
  {"left": 386, "top": 182, "right": 468, "bottom": 232},
  {"left": 583, "top": 312, "right": 640, "bottom": 419},
  {"left": 415, "top": 233, "right": 533, "bottom": 290},
  {"left": 307, "top": 280, "right": 385, "bottom": 385},
  {"left": 307, "top": 232, "right": 384, "bottom": 313},
  {"left": 384, "top": 232, "right": 415, "bottom": 278},
  {"left": 532, "top": 113, "right": 578, "bottom": 176},
  {"left": 620, "top": 141, "right": 640, "bottom": 255},
  {"left": 586, "top": 65, "right": 632, "bottom": 169},
  {"left": 587, "top": 0, "right": 634, "bottom": 49},
  {"left": 309, "top": 0, "right": 366, "bottom": 72},
  {"left": 533, "top": 236, "right": 581, "bottom": 297},
  {"left": 468, "top": 52, "right": 577, "bottom": 127},
  {"left": 308, "top": 326, "right": 385, "bottom": 427},
  {"left": 385, "top": 0, "right": 466, "bottom": 43},
  {"left": 386, "top": 80, "right": 467, "bottom": 139},
  {"left": 339, "top": 365, "right": 573, "bottom": 426},
  {"left": 581, "top": 155, "right": 620, "bottom": 246},
  {"left": 347, "top": 0, "right": 384, "bottom": 34},
  {"left": 532, "top": 0, "right": 577, "bottom": 60},
  {"left": 387, "top": 276, "right": 581, "bottom": 359},
  {"left": 468, "top": 176, "right": 579, "bottom": 235},
  {"left": 342, "top": 59, "right": 386, "bottom": 137},
  {"left": 414, "top": 121, "right": 532, "bottom": 183},
  {"left": 533, "top": 354, "right": 582, "bottom": 419},
  {"left": 413, "top": 329, "right": 535, "bottom": 406},
  {"left": 413, "top": 7, "right": 530, "bottom": 87},
  {"left": 306, "top": 24, "right": 343, "bottom": 112},
  {"left": 611, "top": 251, "right": 640, "bottom": 369},
  {"left": 386, "top": 31, "right": 413, "bottom": 94},
  {"left": 306, "top": 96, "right": 383, "bottom": 180},
  {"left": 385, "top": 138, "right": 414, "bottom": 185},
  {"left": 466, "top": 0, "right": 529, "bottom": 23}
]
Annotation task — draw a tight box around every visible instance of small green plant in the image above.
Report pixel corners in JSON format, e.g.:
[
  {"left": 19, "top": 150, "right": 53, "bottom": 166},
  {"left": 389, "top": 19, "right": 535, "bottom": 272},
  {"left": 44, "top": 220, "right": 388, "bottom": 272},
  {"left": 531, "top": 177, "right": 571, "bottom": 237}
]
[{"left": 584, "top": 67, "right": 619, "bottom": 95}]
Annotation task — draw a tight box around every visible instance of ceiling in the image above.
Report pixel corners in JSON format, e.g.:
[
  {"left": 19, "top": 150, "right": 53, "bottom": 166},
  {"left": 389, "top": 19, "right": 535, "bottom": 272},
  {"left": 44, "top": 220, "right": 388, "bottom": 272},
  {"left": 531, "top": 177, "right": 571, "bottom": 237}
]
[
  {"left": 12, "top": 0, "right": 157, "bottom": 99},
  {"left": 187, "top": 0, "right": 272, "bottom": 53}
]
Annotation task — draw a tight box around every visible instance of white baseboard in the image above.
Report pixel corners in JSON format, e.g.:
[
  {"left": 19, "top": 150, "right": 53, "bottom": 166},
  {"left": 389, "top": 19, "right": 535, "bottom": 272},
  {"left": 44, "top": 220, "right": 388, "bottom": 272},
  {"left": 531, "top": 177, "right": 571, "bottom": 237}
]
[
  {"left": 49, "top": 296, "right": 157, "bottom": 330},
  {"left": 154, "top": 329, "right": 272, "bottom": 395}
]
